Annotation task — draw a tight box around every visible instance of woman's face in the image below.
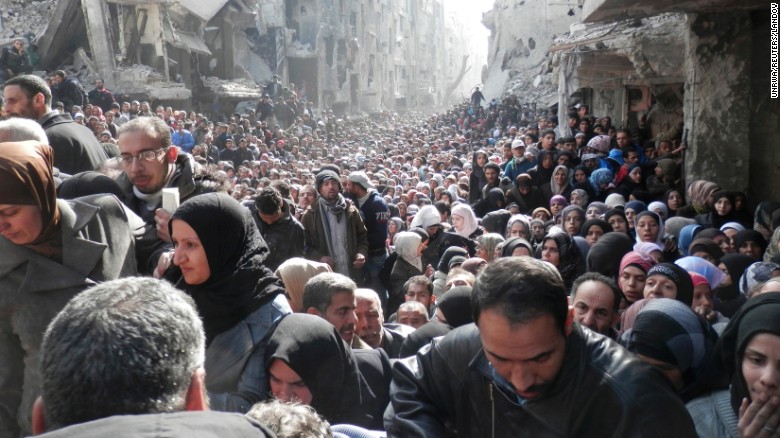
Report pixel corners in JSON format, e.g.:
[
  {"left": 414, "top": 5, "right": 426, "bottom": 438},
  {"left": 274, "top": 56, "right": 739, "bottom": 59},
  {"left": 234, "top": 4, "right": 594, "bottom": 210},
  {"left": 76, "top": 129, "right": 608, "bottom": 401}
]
[
  {"left": 643, "top": 275, "right": 678, "bottom": 300},
  {"left": 171, "top": 219, "right": 211, "bottom": 286},
  {"left": 585, "top": 225, "right": 604, "bottom": 246},
  {"left": 269, "top": 359, "right": 313, "bottom": 405},
  {"left": 542, "top": 154, "right": 553, "bottom": 169},
  {"left": 574, "top": 169, "right": 587, "bottom": 183},
  {"left": 476, "top": 243, "right": 489, "bottom": 260},
  {"left": 532, "top": 223, "right": 545, "bottom": 240},
  {"left": 476, "top": 154, "right": 487, "bottom": 167},
  {"left": 541, "top": 239, "right": 560, "bottom": 267},
  {"left": 608, "top": 215, "right": 628, "bottom": 234},
  {"left": 550, "top": 202, "right": 564, "bottom": 216},
  {"left": 388, "top": 221, "right": 398, "bottom": 234},
  {"left": 692, "top": 284, "right": 713, "bottom": 312},
  {"left": 740, "top": 241, "right": 764, "bottom": 259},
  {"left": 741, "top": 333, "right": 780, "bottom": 402},
  {"left": 511, "top": 246, "right": 532, "bottom": 257},
  {"left": 509, "top": 222, "right": 528, "bottom": 239},
  {"left": 715, "top": 197, "right": 733, "bottom": 217},
  {"left": 667, "top": 191, "right": 683, "bottom": 210},
  {"left": 620, "top": 266, "right": 647, "bottom": 303},
  {"left": 629, "top": 168, "right": 642, "bottom": 184},
  {"left": 585, "top": 207, "right": 602, "bottom": 220},
  {"left": 0, "top": 204, "right": 43, "bottom": 245},
  {"left": 564, "top": 213, "right": 583, "bottom": 236},
  {"left": 625, "top": 209, "right": 637, "bottom": 228},
  {"left": 570, "top": 192, "right": 582, "bottom": 206},
  {"left": 452, "top": 214, "right": 465, "bottom": 232},
  {"left": 636, "top": 215, "right": 660, "bottom": 243},
  {"left": 553, "top": 168, "right": 567, "bottom": 186}
]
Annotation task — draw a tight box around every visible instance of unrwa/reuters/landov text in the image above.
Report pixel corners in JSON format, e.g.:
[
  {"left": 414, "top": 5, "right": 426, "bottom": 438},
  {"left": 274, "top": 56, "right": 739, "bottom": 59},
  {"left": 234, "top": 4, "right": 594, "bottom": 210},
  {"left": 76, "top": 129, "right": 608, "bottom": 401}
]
[{"left": 772, "top": 3, "right": 778, "bottom": 98}]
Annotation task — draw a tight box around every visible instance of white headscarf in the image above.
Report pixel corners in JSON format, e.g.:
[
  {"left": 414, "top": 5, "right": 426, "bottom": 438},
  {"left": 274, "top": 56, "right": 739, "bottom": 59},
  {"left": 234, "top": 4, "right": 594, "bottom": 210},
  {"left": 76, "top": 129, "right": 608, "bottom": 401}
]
[
  {"left": 451, "top": 203, "right": 479, "bottom": 238},
  {"left": 394, "top": 231, "right": 423, "bottom": 271}
]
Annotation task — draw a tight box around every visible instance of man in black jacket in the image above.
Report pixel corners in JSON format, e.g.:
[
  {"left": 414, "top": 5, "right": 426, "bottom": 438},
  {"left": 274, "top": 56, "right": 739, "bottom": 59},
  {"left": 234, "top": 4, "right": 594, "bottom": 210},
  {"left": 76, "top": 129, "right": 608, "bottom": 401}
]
[
  {"left": 385, "top": 257, "right": 697, "bottom": 437},
  {"left": 247, "top": 187, "right": 305, "bottom": 271},
  {"left": 2, "top": 74, "right": 107, "bottom": 174},
  {"left": 87, "top": 78, "right": 116, "bottom": 114},
  {"left": 51, "top": 70, "right": 87, "bottom": 109}
]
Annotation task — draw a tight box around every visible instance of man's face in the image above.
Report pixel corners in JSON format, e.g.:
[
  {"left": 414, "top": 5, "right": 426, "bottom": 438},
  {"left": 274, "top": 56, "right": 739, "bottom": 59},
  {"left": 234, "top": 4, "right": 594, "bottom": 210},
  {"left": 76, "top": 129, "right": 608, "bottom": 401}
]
[
  {"left": 541, "top": 134, "right": 555, "bottom": 149},
  {"left": 572, "top": 281, "right": 617, "bottom": 335},
  {"left": 404, "top": 282, "right": 433, "bottom": 310},
  {"left": 2, "top": 85, "right": 41, "bottom": 119},
  {"left": 624, "top": 151, "right": 638, "bottom": 165},
  {"left": 95, "top": 80, "right": 104, "bottom": 90},
  {"left": 485, "top": 167, "right": 498, "bottom": 184},
  {"left": 616, "top": 132, "right": 630, "bottom": 149},
  {"left": 319, "top": 179, "right": 340, "bottom": 202},
  {"left": 321, "top": 291, "right": 357, "bottom": 344},
  {"left": 355, "top": 297, "right": 383, "bottom": 348},
  {"left": 478, "top": 309, "right": 566, "bottom": 399},
  {"left": 117, "top": 131, "right": 170, "bottom": 194},
  {"left": 398, "top": 309, "right": 427, "bottom": 329}
]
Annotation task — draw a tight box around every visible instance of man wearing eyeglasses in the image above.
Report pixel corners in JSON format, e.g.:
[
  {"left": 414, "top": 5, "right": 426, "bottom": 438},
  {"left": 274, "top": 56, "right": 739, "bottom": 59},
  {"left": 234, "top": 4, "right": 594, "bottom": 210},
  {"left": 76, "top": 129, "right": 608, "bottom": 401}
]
[{"left": 116, "top": 117, "right": 201, "bottom": 274}]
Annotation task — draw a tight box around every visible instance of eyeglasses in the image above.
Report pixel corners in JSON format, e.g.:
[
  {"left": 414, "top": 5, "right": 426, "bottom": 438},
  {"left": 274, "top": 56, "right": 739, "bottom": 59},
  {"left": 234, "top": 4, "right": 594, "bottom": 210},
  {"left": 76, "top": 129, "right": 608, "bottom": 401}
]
[{"left": 118, "top": 149, "right": 166, "bottom": 166}]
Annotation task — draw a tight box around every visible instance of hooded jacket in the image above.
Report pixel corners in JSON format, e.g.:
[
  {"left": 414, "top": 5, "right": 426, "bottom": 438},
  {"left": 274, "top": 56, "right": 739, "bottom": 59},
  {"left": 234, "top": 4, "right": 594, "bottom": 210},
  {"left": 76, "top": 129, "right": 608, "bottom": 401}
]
[{"left": 385, "top": 323, "right": 696, "bottom": 437}]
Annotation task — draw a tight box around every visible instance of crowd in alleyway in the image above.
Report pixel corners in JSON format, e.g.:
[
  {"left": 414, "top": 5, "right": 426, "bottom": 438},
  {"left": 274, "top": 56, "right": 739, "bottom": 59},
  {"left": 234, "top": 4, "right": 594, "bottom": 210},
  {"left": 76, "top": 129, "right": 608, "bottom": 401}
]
[{"left": 1, "top": 70, "right": 780, "bottom": 438}]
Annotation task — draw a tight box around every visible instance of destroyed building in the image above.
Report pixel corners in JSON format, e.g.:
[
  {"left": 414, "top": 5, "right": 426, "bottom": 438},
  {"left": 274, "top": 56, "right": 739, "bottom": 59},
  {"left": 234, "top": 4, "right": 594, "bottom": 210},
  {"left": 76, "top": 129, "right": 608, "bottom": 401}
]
[
  {"left": 18, "top": 0, "right": 483, "bottom": 115},
  {"left": 481, "top": 0, "right": 776, "bottom": 204}
]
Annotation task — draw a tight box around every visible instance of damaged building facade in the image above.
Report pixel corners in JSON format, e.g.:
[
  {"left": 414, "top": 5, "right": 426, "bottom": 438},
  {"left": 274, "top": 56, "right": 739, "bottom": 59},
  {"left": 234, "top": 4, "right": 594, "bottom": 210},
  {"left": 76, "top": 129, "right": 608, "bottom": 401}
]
[
  {"left": 24, "top": 0, "right": 479, "bottom": 114},
  {"left": 481, "top": 0, "right": 776, "bottom": 204}
]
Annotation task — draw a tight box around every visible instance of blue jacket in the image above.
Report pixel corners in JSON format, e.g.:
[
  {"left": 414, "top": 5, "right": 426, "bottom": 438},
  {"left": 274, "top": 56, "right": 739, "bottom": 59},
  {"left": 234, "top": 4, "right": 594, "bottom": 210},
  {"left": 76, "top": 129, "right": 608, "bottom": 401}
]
[
  {"left": 358, "top": 190, "right": 390, "bottom": 254},
  {"left": 172, "top": 129, "right": 196, "bottom": 153}
]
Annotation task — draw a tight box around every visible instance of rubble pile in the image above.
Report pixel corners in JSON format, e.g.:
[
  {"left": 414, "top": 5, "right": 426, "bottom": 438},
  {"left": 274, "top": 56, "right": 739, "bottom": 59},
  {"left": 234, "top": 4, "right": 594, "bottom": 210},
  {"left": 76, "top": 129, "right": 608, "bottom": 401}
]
[
  {"left": 203, "top": 76, "right": 263, "bottom": 99},
  {"left": 0, "top": 0, "right": 56, "bottom": 40}
]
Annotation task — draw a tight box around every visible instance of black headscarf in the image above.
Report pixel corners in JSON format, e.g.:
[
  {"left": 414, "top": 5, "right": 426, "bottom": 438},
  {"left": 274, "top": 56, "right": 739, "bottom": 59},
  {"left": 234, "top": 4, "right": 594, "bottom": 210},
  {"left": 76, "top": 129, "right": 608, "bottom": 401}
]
[
  {"left": 57, "top": 170, "right": 124, "bottom": 200},
  {"left": 437, "top": 246, "right": 469, "bottom": 274},
  {"left": 733, "top": 230, "right": 768, "bottom": 259},
  {"left": 437, "top": 285, "right": 474, "bottom": 328},
  {"left": 481, "top": 209, "right": 511, "bottom": 234},
  {"left": 715, "top": 292, "right": 780, "bottom": 414},
  {"left": 646, "top": 263, "right": 694, "bottom": 307},
  {"left": 580, "top": 219, "right": 613, "bottom": 239},
  {"left": 586, "top": 232, "right": 635, "bottom": 280},
  {"left": 169, "top": 192, "right": 283, "bottom": 345},
  {"left": 399, "top": 322, "right": 452, "bottom": 358},
  {"left": 500, "top": 237, "right": 534, "bottom": 257},
  {"left": 265, "top": 313, "right": 375, "bottom": 427},
  {"left": 537, "top": 233, "right": 585, "bottom": 289}
]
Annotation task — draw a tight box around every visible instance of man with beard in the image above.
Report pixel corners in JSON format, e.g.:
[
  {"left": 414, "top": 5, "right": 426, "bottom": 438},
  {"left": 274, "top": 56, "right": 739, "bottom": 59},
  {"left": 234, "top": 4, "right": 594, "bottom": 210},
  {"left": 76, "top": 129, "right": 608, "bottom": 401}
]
[
  {"left": 115, "top": 117, "right": 202, "bottom": 274},
  {"left": 385, "top": 257, "right": 696, "bottom": 437},
  {"left": 2, "top": 74, "right": 106, "bottom": 174},
  {"left": 303, "top": 272, "right": 364, "bottom": 347},
  {"left": 87, "top": 78, "right": 115, "bottom": 114},
  {"left": 301, "top": 169, "right": 368, "bottom": 280}
]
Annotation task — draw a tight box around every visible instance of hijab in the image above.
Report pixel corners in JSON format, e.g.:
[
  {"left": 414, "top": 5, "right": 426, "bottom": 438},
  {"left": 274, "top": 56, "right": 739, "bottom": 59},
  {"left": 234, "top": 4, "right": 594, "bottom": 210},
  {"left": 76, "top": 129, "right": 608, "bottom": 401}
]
[
  {"left": 450, "top": 203, "right": 479, "bottom": 238},
  {"left": 678, "top": 224, "right": 703, "bottom": 257},
  {"left": 437, "top": 285, "right": 474, "bottom": 328},
  {"left": 754, "top": 202, "right": 780, "bottom": 240},
  {"left": 766, "top": 227, "right": 780, "bottom": 262},
  {"left": 394, "top": 231, "right": 423, "bottom": 271},
  {"left": 587, "top": 232, "right": 635, "bottom": 279},
  {"left": 170, "top": 192, "right": 284, "bottom": 344},
  {"left": 687, "top": 180, "right": 720, "bottom": 214},
  {"left": 739, "top": 262, "right": 780, "bottom": 295},
  {"left": 0, "top": 141, "right": 61, "bottom": 259},
  {"left": 437, "top": 246, "right": 469, "bottom": 274},
  {"left": 275, "top": 258, "right": 332, "bottom": 312},
  {"left": 538, "top": 232, "right": 585, "bottom": 289},
  {"left": 586, "top": 201, "right": 609, "bottom": 218},
  {"left": 687, "top": 237, "right": 724, "bottom": 262},
  {"left": 733, "top": 230, "right": 768, "bottom": 259},
  {"left": 500, "top": 237, "right": 534, "bottom": 257},
  {"left": 715, "top": 292, "right": 780, "bottom": 414},
  {"left": 570, "top": 188, "right": 589, "bottom": 208},
  {"left": 648, "top": 201, "right": 669, "bottom": 220},
  {"left": 399, "top": 322, "right": 452, "bottom": 358},
  {"left": 265, "top": 314, "right": 371, "bottom": 427},
  {"left": 634, "top": 211, "right": 665, "bottom": 246},
  {"left": 675, "top": 256, "right": 726, "bottom": 289},
  {"left": 57, "top": 170, "right": 124, "bottom": 200},
  {"left": 622, "top": 298, "right": 720, "bottom": 402},
  {"left": 619, "top": 251, "right": 657, "bottom": 296},
  {"left": 505, "top": 214, "right": 531, "bottom": 240},
  {"left": 646, "top": 263, "right": 695, "bottom": 307},
  {"left": 477, "top": 233, "right": 505, "bottom": 262},
  {"left": 589, "top": 168, "right": 614, "bottom": 196},
  {"left": 549, "top": 164, "right": 570, "bottom": 195}
]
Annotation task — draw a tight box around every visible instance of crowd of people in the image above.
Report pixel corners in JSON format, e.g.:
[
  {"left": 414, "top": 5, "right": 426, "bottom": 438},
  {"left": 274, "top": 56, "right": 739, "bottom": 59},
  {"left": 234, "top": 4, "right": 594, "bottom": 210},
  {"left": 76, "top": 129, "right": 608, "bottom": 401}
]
[{"left": 1, "top": 71, "right": 780, "bottom": 438}]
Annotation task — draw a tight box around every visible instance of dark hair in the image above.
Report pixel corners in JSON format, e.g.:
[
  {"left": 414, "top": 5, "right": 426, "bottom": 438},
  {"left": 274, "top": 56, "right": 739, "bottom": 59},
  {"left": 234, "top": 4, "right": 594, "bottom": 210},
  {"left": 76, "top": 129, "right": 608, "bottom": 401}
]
[
  {"left": 3, "top": 74, "right": 52, "bottom": 106},
  {"left": 571, "top": 272, "right": 621, "bottom": 312},
  {"left": 302, "top": 272, "right": 356, "bottom": 314},
  {"left": 403, "top": 275, "right": 433, "bottom": 295},
  {"left": 255, "top": 187, "right": 284, "bottom": 215},
  {"left": 484, "top": 162, "right": 500, "bottom": 173},
  {"left": 270, "top": 180, "right": 291, "bottom": 199},
  {"left": 40, "top": 278, "right": 204, "bottom": 430},
  {"left": 540, "top": 128, "right": 556, "bottom": 138},
  {"left": 434, "top": 200, "right": 450, "bottom": 217},
  {"left": 471, "top": 257, "right": 567, "bottom": 333}
]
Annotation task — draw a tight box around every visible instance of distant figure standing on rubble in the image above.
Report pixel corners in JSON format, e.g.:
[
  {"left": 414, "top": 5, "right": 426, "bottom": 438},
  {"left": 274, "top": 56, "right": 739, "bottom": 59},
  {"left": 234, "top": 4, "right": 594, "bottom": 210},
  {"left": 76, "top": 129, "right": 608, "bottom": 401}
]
[
  {"left": 50, "top": 70, "right": 87, "bottom": 110},
  {"left": 471, "top": 86, "right": 485, "bottom": 109},
  {"left": 0, "top": 39, "right": 32, "bottom": 82},
  {"left": 265, "top": 74, "right": 283, "bottom": 99}
]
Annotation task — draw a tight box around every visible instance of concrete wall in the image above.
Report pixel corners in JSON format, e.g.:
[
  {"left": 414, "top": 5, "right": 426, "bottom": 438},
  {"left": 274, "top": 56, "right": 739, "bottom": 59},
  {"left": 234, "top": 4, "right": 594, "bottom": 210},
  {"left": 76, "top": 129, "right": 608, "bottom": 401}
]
[{"left": 683, "top": 12, "right": 752, "bottom": 194}]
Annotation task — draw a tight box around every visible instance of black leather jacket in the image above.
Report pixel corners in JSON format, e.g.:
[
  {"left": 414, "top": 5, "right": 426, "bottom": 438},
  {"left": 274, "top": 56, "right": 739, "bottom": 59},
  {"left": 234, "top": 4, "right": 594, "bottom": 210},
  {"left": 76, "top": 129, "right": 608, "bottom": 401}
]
[{"left": 385, "top": 323, "right": 696, "bottom": 437}]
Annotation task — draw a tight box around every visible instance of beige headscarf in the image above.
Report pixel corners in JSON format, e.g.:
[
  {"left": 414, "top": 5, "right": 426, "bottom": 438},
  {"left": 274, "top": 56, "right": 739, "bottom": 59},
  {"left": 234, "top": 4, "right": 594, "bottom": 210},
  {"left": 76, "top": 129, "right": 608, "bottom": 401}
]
[{"left": 275, "top": 257, "right": 332, "bottom": 312}]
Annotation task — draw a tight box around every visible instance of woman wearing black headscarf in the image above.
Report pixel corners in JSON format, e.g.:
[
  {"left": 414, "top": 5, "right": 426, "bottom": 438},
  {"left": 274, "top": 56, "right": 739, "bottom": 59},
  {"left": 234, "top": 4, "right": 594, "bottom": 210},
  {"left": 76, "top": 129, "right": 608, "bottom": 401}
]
[
  {"left": 715, "top": 254, "right": 756, "bottom": 318},
  {"left": 696, "top": 190, "right": 737, "bottom": 230},
  {"left": 622, "top": 298, "right": 722, "bottom": 403},
  {"left": 434, "top": 285, "right": 474, "bottom": 328},
  {"left": 537, "top": 232, "right": 585, "bottom": 291},
  {"left": 643, "top": 263, "right": 695, "bottom": 307},
  {"left": 586, "top": 232, "right": 635, "bottom": 280},
  {"left": 0, "top": 141, "right": 139, "bottom": 436},
  {"left": 265, "top": 313, "right": 390, "bottom": 429},
  {"left": 168, "top": 192, "right": 291, "bottom": 412},
  {"left": 686, "top": 292, "right": 780, "bottom": 437},
  {"left": 733, "top": 230, "right": 769, "bottom": 260}
]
